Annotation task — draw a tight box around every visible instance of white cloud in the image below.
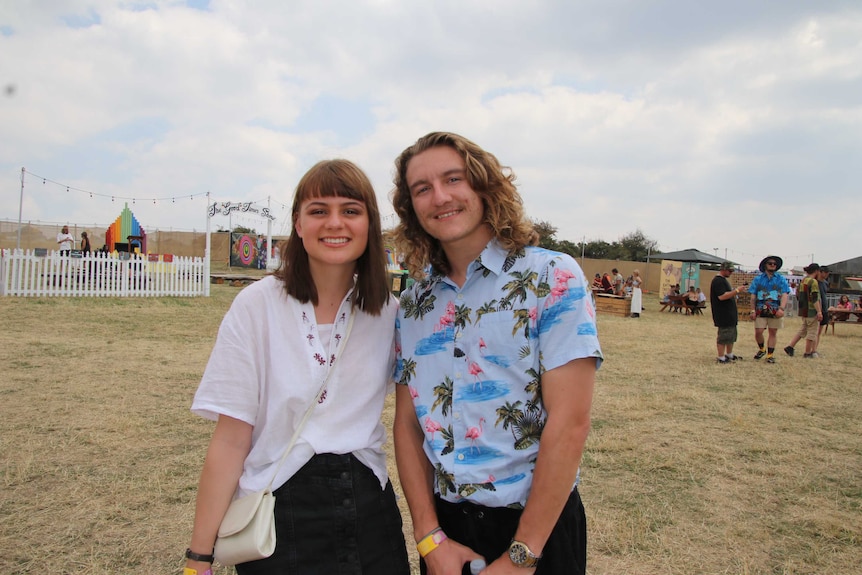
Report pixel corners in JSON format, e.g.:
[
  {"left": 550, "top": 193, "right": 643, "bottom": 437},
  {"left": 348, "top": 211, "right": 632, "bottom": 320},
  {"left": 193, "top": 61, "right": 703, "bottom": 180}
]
[{"left": 1, "top": 1, "right": 860, "bottom": 269}]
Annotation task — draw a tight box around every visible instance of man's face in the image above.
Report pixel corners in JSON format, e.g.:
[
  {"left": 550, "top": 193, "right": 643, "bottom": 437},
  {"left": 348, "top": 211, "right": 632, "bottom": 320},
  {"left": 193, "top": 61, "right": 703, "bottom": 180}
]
[
  {"left": 405, "top": 145, "right": 490, "bottom": 253},
  {"left": 765, "top": 260, "right": 778, "bottom": 272}
]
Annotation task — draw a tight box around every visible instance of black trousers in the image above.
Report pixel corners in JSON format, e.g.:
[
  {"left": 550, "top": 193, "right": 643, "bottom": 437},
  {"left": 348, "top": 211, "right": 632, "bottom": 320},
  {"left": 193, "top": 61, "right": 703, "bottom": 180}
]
[
  {"left": 421, "top": 488, "right": 586, "bottom": 575},
  {"left": 237, "top": 453, "right": 410, "bottom": 575}
]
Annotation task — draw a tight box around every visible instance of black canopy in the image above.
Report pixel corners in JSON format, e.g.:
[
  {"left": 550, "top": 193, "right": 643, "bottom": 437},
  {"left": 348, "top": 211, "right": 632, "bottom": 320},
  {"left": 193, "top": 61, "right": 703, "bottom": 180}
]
[{"left": 649, "top": 248, "right": 730, "bottom": 265}]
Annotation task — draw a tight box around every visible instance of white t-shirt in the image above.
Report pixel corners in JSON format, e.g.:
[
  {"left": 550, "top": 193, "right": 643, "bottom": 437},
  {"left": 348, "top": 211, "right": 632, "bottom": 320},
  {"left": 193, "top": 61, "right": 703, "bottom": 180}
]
[
  {"left": 57, "top": 232, "right": 74, "bottom": 251},
  {"left": 192, "top": 275, "right": 398, "bottom": 497}
]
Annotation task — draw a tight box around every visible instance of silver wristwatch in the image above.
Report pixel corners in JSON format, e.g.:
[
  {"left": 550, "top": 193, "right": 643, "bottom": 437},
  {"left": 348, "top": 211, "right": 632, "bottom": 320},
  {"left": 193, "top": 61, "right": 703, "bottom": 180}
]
[{"left": 508, "top": 540, "right": 541, "bottom": 568}]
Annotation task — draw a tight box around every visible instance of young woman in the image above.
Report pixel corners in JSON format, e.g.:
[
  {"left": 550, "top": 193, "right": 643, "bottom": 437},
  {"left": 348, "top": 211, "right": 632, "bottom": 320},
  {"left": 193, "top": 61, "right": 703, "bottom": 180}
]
[
  {"left": 831, "top": 294, "right": 853, "bottom": 321},
  {"left": 630, "top": 269, "right": 643, "bottom": 318},
  {"left": 185, "top": 160, "right": 410, "bottom": 575},
  {"left": 80, "top": 231, "right": 91, "bottom": 255}
]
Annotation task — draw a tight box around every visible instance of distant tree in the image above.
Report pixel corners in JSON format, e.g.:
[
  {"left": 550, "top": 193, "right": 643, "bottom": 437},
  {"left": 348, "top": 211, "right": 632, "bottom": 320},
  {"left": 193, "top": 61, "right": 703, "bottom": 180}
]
[
  {"left": 232, "top": 226, "right": 257, "bottom": 234},
  {"left": 617, "top": 229, "right": 659, "bottom": 262},
  {"left": 531, "top": 219, "right": 560, "bottom": 251},
  {"left": 583, "top": 240, "right": 615, "bottom": 259},
  {"left": 531, "top": 220, "right": 658, "bottom": 262},
  {"left": 556, "top": 239, "right": 581, "bottom": 259}
]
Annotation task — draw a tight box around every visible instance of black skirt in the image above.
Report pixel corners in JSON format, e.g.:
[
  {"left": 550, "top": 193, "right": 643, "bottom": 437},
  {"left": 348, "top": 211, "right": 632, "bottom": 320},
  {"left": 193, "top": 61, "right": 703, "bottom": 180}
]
[{"left": 236, "top": 452, "right": 410, "bottom": 575}]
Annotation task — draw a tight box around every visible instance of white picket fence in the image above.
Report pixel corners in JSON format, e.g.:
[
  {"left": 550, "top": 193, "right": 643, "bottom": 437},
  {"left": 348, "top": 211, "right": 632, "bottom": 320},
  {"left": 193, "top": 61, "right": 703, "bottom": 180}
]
[{"left": 0, "top": 249, "right": 208, "bottom": 297}]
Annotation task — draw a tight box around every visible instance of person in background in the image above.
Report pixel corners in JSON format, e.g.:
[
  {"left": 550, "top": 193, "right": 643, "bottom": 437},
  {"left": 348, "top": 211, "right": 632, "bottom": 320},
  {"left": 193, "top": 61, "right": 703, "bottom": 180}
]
[
  {"left": 784, "top": 263, "right": 822, "bottom": 359},
  {"left": 630, "top": 269, "right": 643, "bottom": 318},
  {"left": 813, "top": 266, "right": 830, "bottom": 355},
  {"left": 80, "top": 231, "right": 91, "bottom": 255},
  {"left": 391, "top": 132, "right": 602, "bottom": 575},
  {"left": 711, "top": 261, "right": 747, "bottom": 363},
  {"left": 601, "top": 272, "right": 614, "bottom": 294},
  {"left": 830, "top": 294, "right": 853, "bottom": 321},
  {"left": 592, "top": 273, "right": 603, "bottom": 291},
  {"left": 56, "top": 225, "right": 74, "bottom": 256},
  {"left": 184, "top": 160, "right": 409, "bottom": 575},
  {"left": 612, "top": 268, "right": 624, "bottom": 296},
  {"left": 685, "top": 286, "right": 699, "bottom": 314},
  {"left": 748, "top": 255, "right": 791, "bottom": 364},
  {"left": 696, "top": 287, "right": 706, "bottom": 305}
]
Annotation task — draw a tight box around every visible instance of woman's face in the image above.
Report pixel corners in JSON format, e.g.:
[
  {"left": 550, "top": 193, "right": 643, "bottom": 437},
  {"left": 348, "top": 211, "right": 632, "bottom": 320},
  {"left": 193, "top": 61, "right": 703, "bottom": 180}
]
[
  {"left": 294, "top": 195, "right": 369, "bottom": 272},
  {"left": 841, "top": 295, "right": 849, "bottom": 304}
]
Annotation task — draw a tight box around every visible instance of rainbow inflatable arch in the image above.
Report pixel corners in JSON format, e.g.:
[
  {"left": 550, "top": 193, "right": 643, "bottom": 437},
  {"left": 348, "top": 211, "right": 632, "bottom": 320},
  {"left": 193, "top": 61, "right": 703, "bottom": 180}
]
[{"left": 105, "top": 203, "right": 147, "bottom": 253}]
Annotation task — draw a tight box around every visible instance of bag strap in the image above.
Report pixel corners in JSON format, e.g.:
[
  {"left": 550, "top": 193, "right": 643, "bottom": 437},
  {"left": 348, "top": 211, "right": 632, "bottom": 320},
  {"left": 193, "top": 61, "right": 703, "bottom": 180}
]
[{"left": 262, "top": 308, "right": 356, "bottom": 491}]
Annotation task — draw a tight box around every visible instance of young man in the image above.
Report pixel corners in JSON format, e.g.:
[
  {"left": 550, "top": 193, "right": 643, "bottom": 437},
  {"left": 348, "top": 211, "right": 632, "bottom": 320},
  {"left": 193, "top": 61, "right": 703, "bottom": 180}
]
[
  {"left": 784, "top": 265, "right": 829, "bottom": 358},
  {"left": 784, "top": 263, "right": 823, "bottom": 358},
  {"left": 747, "top": 255, "right": 791, "bottom": 364},
  {"left": 612, "top": 268, "right": 624, "bottom": 296},
  {"left": 814, "top": 266, "right": 830, "bottom": 355},
  {"left": 391, "top": 132, "right": 602, "bottom": 575},
  {"left": 710, "top": 261, "right": 747, "bottom": 363}
]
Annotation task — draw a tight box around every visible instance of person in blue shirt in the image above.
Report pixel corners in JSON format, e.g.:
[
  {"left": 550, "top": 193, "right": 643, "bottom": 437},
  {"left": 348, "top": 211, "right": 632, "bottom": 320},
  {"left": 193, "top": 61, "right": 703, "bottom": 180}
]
[
  {"left": 747, "top": 255, "right": 791, "bottom": 363},
  {"left": 391, "top": 132, "right": 602, "bottom": 575}
]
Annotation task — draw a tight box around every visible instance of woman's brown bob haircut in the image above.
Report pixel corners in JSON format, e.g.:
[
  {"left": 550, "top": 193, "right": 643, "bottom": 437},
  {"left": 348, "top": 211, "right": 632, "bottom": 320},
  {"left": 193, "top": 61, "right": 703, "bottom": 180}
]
[
  {"left": 274, "top": 159, "right": 389, "bottom": 315},
  {"left": 391, "top": 132, "right": 536, "bottom": 278}
]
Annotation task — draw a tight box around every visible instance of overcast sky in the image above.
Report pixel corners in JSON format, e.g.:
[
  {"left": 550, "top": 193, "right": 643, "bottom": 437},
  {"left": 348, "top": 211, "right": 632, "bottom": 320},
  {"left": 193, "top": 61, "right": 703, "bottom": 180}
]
[{"left": 2, "top": 0, "right": 860, "bottom": 270}]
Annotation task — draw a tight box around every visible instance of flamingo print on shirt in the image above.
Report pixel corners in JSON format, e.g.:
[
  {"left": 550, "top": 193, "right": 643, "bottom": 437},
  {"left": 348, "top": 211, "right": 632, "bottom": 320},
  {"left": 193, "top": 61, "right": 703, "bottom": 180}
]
[
  {"left": 425, "top": 416, "right": 444, "bottom": 440},
  {"left": 465, "top": 417, "right": 485, "bottom": 453}
]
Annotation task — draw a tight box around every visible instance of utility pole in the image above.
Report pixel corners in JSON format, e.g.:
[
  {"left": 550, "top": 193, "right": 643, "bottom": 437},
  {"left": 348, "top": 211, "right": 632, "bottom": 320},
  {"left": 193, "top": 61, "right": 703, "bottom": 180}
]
[{"left": 17, "top": 167, "right": 25, "bottom": 250}]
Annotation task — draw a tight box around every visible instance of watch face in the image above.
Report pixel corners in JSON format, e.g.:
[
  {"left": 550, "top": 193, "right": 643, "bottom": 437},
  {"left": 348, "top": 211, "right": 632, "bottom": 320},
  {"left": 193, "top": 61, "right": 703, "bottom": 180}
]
[{"left": 509, "top": 542, "right": 528, "bottom": 564}]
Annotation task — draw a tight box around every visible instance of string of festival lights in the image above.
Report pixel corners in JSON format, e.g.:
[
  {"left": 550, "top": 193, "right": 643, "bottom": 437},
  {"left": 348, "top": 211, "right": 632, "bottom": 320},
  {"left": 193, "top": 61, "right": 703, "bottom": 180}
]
[{"left": 19, "top": 168, "right": 293, "bottom": 230}]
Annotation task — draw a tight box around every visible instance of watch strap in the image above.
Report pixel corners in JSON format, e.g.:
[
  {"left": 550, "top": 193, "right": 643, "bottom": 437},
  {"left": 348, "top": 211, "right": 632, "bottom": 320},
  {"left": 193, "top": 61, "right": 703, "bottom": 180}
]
[{"left": 185, "top": 548, "right": 215, "bottom": 563}]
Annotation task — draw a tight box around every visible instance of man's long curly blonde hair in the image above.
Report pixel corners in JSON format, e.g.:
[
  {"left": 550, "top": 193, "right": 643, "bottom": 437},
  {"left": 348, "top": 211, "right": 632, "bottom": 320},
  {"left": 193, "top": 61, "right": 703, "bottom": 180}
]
[{"left": 391, "top": 132, "right": 537, "bottom": 278}]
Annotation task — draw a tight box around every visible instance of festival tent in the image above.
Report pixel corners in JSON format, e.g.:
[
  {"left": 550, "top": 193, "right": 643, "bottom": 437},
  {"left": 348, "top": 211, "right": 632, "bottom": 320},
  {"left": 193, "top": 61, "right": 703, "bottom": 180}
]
[
  {"left": 105, "top": 203, "right": 147, "bottom": 253},
  {"left": 648, "top": 248, "right": 733, "bottom": 292},
  {"left": 648, "top": 248, "right": 730, "bottom": 265}
]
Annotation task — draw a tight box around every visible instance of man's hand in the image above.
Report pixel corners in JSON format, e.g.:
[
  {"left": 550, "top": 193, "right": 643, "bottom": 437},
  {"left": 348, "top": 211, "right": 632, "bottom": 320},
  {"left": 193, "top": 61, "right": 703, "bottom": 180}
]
[{"left": 424, "top": 538, "right": 484, "bottom": 575}]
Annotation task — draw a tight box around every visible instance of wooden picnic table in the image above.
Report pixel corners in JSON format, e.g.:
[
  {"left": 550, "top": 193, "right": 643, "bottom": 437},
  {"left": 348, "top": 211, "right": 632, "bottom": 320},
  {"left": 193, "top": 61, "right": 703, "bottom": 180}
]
[
  {"left": 825, "top": 308, "right": 862, "bottom": 335},
  {"left": 659, "top": 294, "right": 705, "bottom": 315}
]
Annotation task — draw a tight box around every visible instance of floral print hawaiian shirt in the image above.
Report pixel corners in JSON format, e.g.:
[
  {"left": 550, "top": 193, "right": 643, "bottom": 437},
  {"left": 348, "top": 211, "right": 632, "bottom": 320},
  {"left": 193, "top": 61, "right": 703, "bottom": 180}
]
[{"left": 395, "top": 239, "right": 603, "bottom": 507}]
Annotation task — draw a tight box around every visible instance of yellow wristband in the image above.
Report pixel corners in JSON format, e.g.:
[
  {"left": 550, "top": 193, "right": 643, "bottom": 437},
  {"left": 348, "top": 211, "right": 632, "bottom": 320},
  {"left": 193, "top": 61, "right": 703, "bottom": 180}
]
[{"left": 417, "top": 528, "right": 448, "bottom": 557}]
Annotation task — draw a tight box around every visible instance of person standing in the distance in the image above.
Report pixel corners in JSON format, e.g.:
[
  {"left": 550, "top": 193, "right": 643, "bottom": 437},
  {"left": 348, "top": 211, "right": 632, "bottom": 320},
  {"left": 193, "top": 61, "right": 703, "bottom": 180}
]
[
  {"left": 600, "top": 271, "right": 614, "bottom": 294},
  {"left": 391, "top": 132, "right": 602, "bottom": 575},
  {"left": 185, "top": 160, "right": 409, "bottom": 575},
  {"left": 56, "top": 225, "right": 74, "bottom": 256},
  {"left": 813, "top": 266, "right": 829, "bottom": 355},
  {"left": 710, "top": 261, "right": 747, "bottom": 364},
  {"left": 612, "top": 267, "right": 624, "bottom": 296},
  {"left": 748, "top": 255, "right": 791, "bottom": 364},
  {"left": 784, "top": 263, "right": 823, "bottom": 359},
  {"left": 80, "top": 231, "right": 91, "bottom": 255},
  {"left": 630, "top": 269, "right": 643, "bottom": 318},
  {"left": 785, "top": 266, "right": 830, "bottom": 357}
]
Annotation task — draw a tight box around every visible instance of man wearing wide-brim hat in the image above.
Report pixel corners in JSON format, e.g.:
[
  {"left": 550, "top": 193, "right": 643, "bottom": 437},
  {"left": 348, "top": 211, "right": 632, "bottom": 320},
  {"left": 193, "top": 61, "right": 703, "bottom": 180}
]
[{"left": 747, "top": 255, "right": 791, "bottom": 363}]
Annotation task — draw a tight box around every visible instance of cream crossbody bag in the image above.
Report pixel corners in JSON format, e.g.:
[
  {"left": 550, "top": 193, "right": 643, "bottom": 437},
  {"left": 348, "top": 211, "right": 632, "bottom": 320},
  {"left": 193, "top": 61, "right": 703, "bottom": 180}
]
[{"left": 213, "top": 311, "right": 355, "bottom": 566}]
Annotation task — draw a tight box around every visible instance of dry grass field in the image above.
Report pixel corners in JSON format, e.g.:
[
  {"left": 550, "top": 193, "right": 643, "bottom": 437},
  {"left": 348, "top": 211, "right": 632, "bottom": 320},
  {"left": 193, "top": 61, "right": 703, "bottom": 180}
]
[{"left": 1, "top": 286, "right": 860, "bottom": 574}]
